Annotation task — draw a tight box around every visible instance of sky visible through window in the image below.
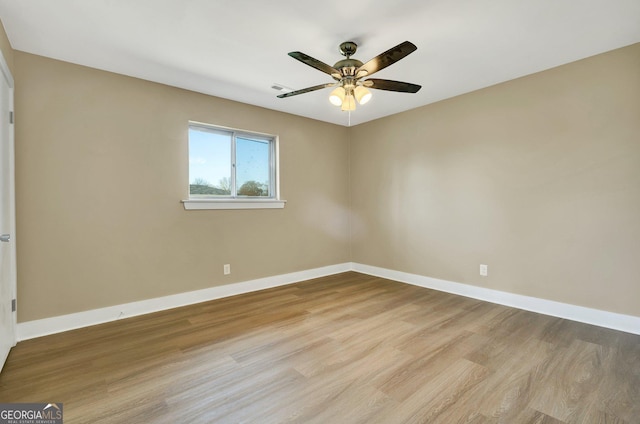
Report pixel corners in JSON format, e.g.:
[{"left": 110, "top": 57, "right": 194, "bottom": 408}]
[{"left": 189, "top": 128, "right": 269, "bottom": 189}]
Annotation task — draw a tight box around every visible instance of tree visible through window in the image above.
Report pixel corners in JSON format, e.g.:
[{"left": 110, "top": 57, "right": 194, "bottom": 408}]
[{"left": 188, "top": 123, "right": 276, "bottom": 199}]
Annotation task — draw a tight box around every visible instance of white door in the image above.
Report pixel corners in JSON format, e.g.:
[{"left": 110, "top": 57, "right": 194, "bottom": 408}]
[{"left": 0, "top": 51, "right": 16, "bottom": 373}]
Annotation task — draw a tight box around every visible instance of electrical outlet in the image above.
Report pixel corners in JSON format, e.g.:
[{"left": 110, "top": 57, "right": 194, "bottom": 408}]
[
  {"left": 224, "top": 264, "right": 231, "bottom": 275},
  {"left": 480, "top": 264, "right": 488, "bottom": 277}
]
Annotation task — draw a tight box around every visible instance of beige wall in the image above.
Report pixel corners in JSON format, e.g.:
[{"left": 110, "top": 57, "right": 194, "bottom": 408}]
[
  {"left": 14, "top": 52, "right": 350, "bottom": 322},
  {"left": 350, "top": 43, "right": 640, "bottom": 316}
]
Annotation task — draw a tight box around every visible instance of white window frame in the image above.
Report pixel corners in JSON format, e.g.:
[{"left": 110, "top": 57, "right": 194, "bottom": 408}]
[{"left": 182, "top": 121, "right": 285, "bottom": 210}]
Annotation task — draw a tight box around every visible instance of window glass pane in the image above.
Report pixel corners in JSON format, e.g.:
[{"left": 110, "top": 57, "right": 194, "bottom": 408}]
[
  {"left": 236, "top": 136, "right": 270, "bottom": 197},
  {"left": 189, "top": 128, "right": 232, "bottom": 196}
]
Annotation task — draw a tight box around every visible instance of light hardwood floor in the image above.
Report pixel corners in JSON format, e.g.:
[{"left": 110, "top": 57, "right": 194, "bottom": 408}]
[{"left": 1, "top": 272, "right": 639, "bottom": 423}]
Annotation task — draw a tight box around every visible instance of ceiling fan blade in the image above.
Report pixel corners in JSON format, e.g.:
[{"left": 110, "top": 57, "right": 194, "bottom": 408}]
[
  {"left": 365, "top": 79, "right": 422, "bottom": 93},
  {"left": 288, "top": 52, "right": 342, "bottom": 79},
  {"left": 277, "top": 83, "right": 336, "bottom": 98},
  {"left": 356, "top": 41, "right": 417, "bottom": 78}
]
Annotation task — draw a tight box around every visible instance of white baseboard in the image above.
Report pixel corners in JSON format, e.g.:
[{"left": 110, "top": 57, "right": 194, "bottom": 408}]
[
  {"left": 17, "top": 261, "right": 640, "bottom": 340},
  {"left": 17, "top": 263, "right": 351, "bottom": 341},
  {"left": 351, "top": 263, "right": 640, "bottom": 336}
]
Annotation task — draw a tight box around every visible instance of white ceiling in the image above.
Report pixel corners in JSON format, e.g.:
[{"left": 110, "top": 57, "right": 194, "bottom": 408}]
[{"left": 0, "top": 0, "right": 639, "bottom": 127}]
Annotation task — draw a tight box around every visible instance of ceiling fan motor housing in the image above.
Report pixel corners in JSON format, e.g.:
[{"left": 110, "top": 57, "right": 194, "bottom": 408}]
[
  {"left": 334, "top": 41, "right": 362, "bottom": 78},
  {"left": 333, "top": 58, "right": 364, "bottom": 77}
]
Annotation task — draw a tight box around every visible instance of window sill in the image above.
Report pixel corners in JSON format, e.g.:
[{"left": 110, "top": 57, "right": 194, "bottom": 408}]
[{"left": 182, "top": 199, "right": 286, "bottom": 210}]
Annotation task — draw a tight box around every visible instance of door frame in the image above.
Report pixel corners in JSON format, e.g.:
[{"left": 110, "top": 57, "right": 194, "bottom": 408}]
[{"left": 0, "top": 49, "right": 16, "bottom": 371}]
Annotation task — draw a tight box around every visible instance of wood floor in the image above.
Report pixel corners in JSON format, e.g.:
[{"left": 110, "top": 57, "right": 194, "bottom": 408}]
[{"left": 1, "top": 272, "right": 639, "bottom": 423}]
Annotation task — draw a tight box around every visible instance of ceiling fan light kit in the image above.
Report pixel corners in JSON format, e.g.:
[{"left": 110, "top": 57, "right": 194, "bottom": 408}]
[{"left": 278, "top": 40, "right": 421, "bottom": 112}]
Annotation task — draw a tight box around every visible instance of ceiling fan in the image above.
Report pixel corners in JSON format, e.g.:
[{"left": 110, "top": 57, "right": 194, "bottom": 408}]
[{"left": 278, "top": 41, "right": 422, "bottom": 111}]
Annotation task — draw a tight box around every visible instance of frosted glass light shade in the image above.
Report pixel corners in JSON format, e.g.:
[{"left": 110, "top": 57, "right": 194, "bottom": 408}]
[
  {"left": 329, "top": 87, "right": 345, "bottom": 106},
  {"left": 341, "top": 94, "right": 356, "bottom": 111},
  {"left": 354, "top": 86, "right": 372, "bottom": 105}
]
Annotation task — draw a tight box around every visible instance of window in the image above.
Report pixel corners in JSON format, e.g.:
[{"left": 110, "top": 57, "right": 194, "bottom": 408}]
[{"left": 183, "top": 122, "right": 285, "bottom": 210}]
